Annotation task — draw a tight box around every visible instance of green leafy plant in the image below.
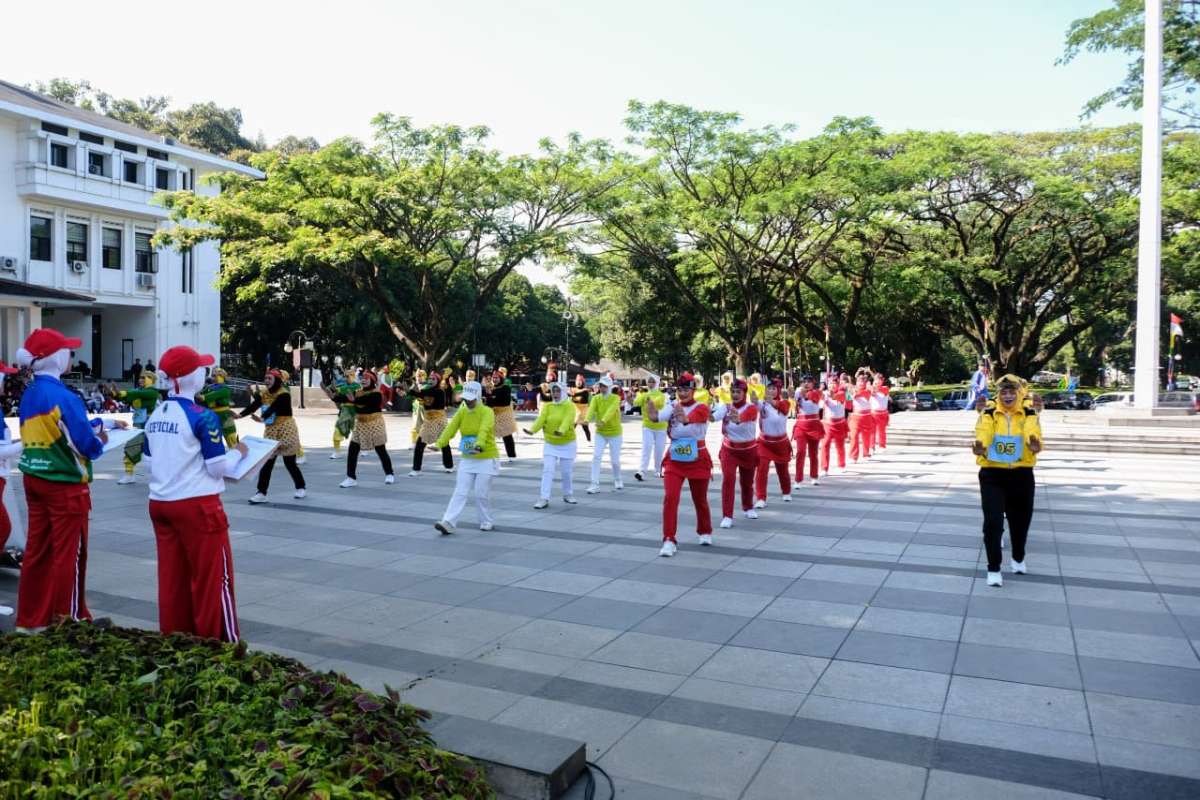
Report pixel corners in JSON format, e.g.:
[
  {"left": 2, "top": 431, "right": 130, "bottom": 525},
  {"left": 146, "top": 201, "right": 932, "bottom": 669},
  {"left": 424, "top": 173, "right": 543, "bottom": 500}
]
[{"left": 0, "top": 623, "right": 492, "bottom": 799}]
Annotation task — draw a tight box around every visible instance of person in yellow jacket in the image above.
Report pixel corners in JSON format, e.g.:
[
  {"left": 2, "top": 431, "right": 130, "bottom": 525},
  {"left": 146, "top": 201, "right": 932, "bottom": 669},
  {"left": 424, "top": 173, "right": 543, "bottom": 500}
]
[
  {"left": 714, "top": 372, "right": 735, "bottom": 406},
  {"left": 586, "top": 375, "right": 624, "bottom": 493},
  {"left": 747, "top": 373, "right": 767, "bottom": 403},
  {"left": 634, "top": 374, "right": 667, "bottom": 481},
  {"left": 693, "top": 373, "right": 712, "bottom": 406},
  {"left": 525, "top": 380, "right": 579, "bottom": 508},
  {"left": 434, "top": 381, "right": 497, "bottom": 535},
  {"left": 972, "top": 374, "right": 1043, "bottom": 587}
]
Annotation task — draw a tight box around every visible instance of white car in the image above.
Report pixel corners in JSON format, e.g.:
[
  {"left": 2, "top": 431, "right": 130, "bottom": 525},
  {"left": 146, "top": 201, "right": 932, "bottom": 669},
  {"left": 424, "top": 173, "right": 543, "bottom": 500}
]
[
  {"left": 1093, "top": 391, "right": 1199, "bottom": 412},
  {"left": 1093, "top": 392, "right": 1134, "bottom": 411}
]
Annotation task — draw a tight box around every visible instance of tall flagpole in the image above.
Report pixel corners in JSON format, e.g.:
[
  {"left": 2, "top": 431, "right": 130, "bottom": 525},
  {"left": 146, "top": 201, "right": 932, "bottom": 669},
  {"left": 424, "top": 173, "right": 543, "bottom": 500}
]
[{"left": 1134, "top": 0, "right": 1163, "bottom": 409}]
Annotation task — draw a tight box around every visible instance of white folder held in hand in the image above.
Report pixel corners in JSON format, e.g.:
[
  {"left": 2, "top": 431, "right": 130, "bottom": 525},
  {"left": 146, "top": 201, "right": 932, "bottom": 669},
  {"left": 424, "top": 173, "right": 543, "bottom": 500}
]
[
  {"left": 225, "top": 436, "right": 280, "bottom": 482},
  {"left": 97, "top": 427, "right": 143, "bottom": 457}
]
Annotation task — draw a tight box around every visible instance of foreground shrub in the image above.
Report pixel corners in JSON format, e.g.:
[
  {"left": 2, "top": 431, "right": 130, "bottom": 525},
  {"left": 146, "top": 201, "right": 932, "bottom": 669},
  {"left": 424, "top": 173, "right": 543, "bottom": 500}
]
[{"left": 0, "top": 623, "right": 492, "bottom": 799}]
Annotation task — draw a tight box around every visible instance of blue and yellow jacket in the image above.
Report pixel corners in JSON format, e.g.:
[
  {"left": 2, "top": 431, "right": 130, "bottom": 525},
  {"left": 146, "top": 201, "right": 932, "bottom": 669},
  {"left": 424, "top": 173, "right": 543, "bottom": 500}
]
[
  {"left": 19, "top": 375, "right": 105, "bottom": 483},
  {"left": 974, "top": 376, "right": 1042, "bottom": 469}
]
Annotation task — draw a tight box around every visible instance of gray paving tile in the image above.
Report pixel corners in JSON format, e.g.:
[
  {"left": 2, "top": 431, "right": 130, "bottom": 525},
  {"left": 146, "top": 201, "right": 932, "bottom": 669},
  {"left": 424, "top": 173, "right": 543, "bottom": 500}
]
[
  {"left": 547, "top": 596, "right": 660, "bottom": 631},
  {"left": 960, "top": 617, "right": 1076, "bottom": 655},
  {"left": 492, "top": 696, "right": 640, "bottom": 761},
  {"left": 1069, "top": 605, "right": 1186, "bottom": 638},
  {"left": 487, "top": 549, "right": 576, "bottom": 570},
  {"left": 872, "top": 586, "right": 970, "bottom": 616},
  {"left": 1094, "top": 736, "right": 1200, "bottom": 781},
  {"left": 796, "top": 694, "right": 941, "bottom": 738},
  {"left": 405, "top": 607, "right": 532, "bottom": 643},
  {"left": 855, "top": 606, "right": 962, "bottom": 642},
  {"left": 742, "top": 742, "right": 926, "bottom": 800},
  {"left": 924, "top": 770, "right": 1102, "bottom": 800},
  {"left": 1065, "top": 585, "right": 1170, "bottom": 613},
  {"left": 400, "top": 677, "right": 521, "bottom": 720},
  {"left": 671, "top": 677, "right": 805, "bottom": 716},
  {"left": 668, "top": 587, "right": 773, "bottom": 617},
  {"left": 497, "top": 619, "right": 619, "bottom": 657},
  {"left": 590, "top": 632, "right": 721, "bottom": 675},
  {"left": 944, "top": 675, "right": 1091, "bottom": 733},
  {"left": 697, "top": 570, "right": 795, "bottom": 596},
  {"left": 555, "top": 555, "right": 643, "bottom": 578},
  {"left": 534, "top": 676, "right": 664, "bottom": 717},
  {"left": 953, "top": 642, "right": 1083, "bottom": 690},
  {"left": 1087, "top": 691, "right": 1200, "bottom": 748},
  {"left": 970, "top": 577, "right": 1067, "bottom": 603},
  {"left": 569, "top": 661, "right": 686, "bottom": 696},
  {"left": 813, "top": 660, "right": 949, "bottom": 712},
  {"left": 692, "top": 646, "right": 828, "bottom": 694},
  {"left": 633, "top": 607, "right": 749, "bottom": 644},
  {"left": 836, "top": 630, "right": 958, "bottom": 673},
  {"left": 623, "top": 563, "right": 718, "bottom": 587},
  {"left": 390, "top": 576, "right": 498, "bottom": 605},
  {"left": 598, "top": 719, "right": 773, "bottom": 800},
  {"left": 587, "top": 578, "right": 690, "bottom": 606},
  {"left": 967, "top": 595, "right": 1071, "bottom": 626},
  {"left": 649, "top": 696, "right": 791, "bottom": 740},
  {"left": 464, "top": 586, "right": 575, "bottom": 617},
  {"left": 803, "top": 563, "right": 891, "bottom": 586},
  {"left": 759, "top": 597, "right": 864, "bottom": 628},
  {"left": 726, "top": 555, "right": 812, "bottom": 578},
  {"left": 938, "top": 713, "right": 1097, "bottom": 763},
  {"left": 933, "top": 739, "right": 1105, "bottom": 797},
  {"left": 1074, "top": 628, "right": 1200, "bottom": 669},
  {"left": 729, "top": 618, "right": 849, "bottom": 657},
  {"left": 782, "top": 578, "right": 880, "bottom": 604},
  {"left": 1079, "top": 655, "right": 1200, "bottom": 704},
  {"left": 779, "top": 715, "right": 933, "bottom": 767}
]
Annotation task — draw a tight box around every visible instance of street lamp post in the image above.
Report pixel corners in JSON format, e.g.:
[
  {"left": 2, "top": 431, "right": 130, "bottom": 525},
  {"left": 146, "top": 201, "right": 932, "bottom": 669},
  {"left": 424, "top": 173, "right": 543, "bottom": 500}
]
[
  {"left": 283, "top": 329, "right": 315, "bottom": 409},
  {"left": 1133, "top": 0, "right": 1163, "bottom": 410}
]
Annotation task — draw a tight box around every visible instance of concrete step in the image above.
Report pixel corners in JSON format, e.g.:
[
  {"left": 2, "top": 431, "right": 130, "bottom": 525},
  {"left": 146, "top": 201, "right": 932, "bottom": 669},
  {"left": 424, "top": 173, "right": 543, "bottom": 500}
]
[{"left": 884, "top": 432, "right": 1199, "bottom": 456}]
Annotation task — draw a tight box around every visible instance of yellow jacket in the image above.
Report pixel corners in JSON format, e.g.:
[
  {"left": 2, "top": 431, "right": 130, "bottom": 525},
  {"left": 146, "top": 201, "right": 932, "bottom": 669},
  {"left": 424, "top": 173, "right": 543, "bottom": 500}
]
[
  {"left": 587, "top": 392, "right": 623, "bottom": 437},
  {"left": 635, "top": 389, "right": 667, "bottom": 430},
  {"left": 974, "top": 379, "right": 1042, "bottom": 468},
  {"left": 530, "top": 401, "right": 577, "bottom": 445},
  {"left": 437, "top": 403, "right": 497, "bottom": 459}
]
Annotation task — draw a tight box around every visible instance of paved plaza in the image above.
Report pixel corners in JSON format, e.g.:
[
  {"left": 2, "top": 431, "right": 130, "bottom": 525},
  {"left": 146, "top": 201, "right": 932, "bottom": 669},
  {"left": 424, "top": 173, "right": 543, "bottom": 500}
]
[{"left": 2, "top": 411, "right": 1199, "bottom": 799}]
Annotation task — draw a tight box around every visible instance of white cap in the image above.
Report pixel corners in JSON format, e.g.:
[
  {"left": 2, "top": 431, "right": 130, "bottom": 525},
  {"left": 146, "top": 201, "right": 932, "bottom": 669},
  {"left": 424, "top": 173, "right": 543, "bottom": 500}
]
[
  {"left": 597, "top": 375, "right": 614, "bottom": 388},
  {"left": 461, "top": 380, "right": 483, "bottom": 401}
]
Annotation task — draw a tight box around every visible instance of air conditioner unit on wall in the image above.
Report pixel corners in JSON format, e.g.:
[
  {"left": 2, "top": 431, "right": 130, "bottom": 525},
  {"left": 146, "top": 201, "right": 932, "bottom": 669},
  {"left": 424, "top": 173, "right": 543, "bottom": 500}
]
[
  {"left": 70, "top": 260, "right": 87, "bottom": 274},
  {"left": 136, "top": 273, "right": 156, "bottom": 289},
  {"left": 0, "top": 257, "right": 16, "bottom": 273}
]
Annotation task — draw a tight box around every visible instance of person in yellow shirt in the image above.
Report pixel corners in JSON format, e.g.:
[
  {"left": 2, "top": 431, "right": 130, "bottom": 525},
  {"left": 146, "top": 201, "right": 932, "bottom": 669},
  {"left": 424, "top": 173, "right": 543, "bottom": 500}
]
[
  {"left": 526, "top": 380, "right": 579, "bottom": 508},
  {"left": 587, "top": 375, "right": 624, "bottom": 493},
  {"left": 972, "top": 374, "right": 1043, "bottom": 587},
  {"left": 714, "top": 372, "right": 735, "bottom": 406},
  {"left": 634, "top": 374, "right": 668, "bottom": 481},
  {"left": 693, "top": 373, "right": 712, "bottom": 406},
  {"left": 434, "top": 381, "right": 498, "bottom": 534},
  {"left": 747, "top": 373, "right": 767, "bottom": 402}
]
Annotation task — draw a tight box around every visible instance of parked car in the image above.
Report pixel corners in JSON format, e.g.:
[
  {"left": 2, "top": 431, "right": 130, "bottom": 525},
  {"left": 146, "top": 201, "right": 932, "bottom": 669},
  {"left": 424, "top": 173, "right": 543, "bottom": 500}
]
[
  {"left": 938, "top": 389, "right": 971, "bottom": 410},
  {"left": 895, "top": 391, "right": 937, "bottom": 411},
  {"left": 1094, "top": 391, "right": 1198, "bottom": 411},
  {"left": 1093, "top": 392, "right": 1134, "bottom": 411},
  {"left": 1159, "top": 391, "right": 1200, "bottom": 410},
  {"left": 1041, "top": 391, "right": 1094, "bottom": 410}
]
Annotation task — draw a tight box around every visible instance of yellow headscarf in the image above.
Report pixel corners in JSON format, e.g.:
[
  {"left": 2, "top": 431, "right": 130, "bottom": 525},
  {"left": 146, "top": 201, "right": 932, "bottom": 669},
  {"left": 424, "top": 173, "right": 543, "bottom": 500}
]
[{"left": 993, "top": 374, "right": 1028, "bottom": 412}]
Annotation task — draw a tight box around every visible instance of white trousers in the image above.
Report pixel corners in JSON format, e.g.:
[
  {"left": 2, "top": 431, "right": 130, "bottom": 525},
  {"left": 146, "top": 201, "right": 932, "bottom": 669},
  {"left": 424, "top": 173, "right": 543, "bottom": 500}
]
[
  {"left": 591, "top": 433, "right": 622, "bottom": 486},
  {"left": 442, "top": 468, "right": 495, "bottom": 527},
  {"left": 640, "top": 427, "right": 667, "bottom": 474},
  {"left": 540, "top": 452, "right": 576, "bottom": 499}
]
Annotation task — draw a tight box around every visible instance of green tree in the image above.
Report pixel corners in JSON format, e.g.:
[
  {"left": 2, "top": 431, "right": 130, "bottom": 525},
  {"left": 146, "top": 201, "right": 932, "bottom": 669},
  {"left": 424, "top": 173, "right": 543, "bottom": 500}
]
[{"left": 1059, "top": 0, "right": 1200, "bottom": 128}]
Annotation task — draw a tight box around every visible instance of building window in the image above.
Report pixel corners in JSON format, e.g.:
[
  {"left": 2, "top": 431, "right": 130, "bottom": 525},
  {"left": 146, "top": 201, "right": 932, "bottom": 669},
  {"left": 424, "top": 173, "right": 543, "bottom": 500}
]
[
  {"left": 134, "top": 232, "right": 154, "bottom": 273},
  {"left": 66, "top": 222, "right": 88, "bottom": 265},
  {"left": 155, "top": 168, "right": 170, "bottom": 190},
  {"left": 113, "top": 140, "right": 137, "bottom": 154},
  {"left": 41, "top": 121, "right": 68, "bottom": 136},
  {"left": 123, "top": 160, "right": 141, "bottom": 184},
  {"left": 50, "top": 142, "right": 69, "bottom": 168},
  {"left": 29, "top": 216, "right": 52, "bottom": 261},
  {"left": 102, "top": 227, "right": 122, "bottom": 269},
  {"left": 87, "top": 152, "right": 108, "bottom": 177},
  {"left": 79, "top": 131, "right": 104, "bottom": 145},
  {"left": 147, "top": 147, "right": 168, "bottom": 161},
  {"left": 181, "top": 247, "right": 194, "bottom": 294}
]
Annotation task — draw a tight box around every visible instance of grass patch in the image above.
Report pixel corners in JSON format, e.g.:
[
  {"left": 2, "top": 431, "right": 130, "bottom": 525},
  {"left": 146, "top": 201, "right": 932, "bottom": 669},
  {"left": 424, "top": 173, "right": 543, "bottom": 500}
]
[{"left": 0, "top": 622, "right": 492, "bottom": 799}]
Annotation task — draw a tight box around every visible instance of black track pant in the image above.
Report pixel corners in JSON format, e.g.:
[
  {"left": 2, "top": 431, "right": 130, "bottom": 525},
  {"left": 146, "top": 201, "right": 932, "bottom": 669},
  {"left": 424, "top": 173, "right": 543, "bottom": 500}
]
[
  {"left": 979, "top": 467, "right": 1035, "bottom": 572},
  {"left": 258, "top": 455, "right": 305, "bottom": 494},
  {"left": 348, "top": 443, "right": 393, "bottom": 479},
  {"left": 502, "top": 435, "right": 516, "bottom": 459},
  {"left": 413, "top": 438, "right": 453, "bottom": 471},
  {"left": 579, "top": 422, "right": 591, "bottom": 442}
]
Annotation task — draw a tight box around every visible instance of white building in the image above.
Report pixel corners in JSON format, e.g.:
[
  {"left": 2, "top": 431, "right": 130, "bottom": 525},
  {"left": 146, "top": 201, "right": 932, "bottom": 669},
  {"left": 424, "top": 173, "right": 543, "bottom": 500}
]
[{"left": 0, "top": 79, "right": 261, "bottom": 379}]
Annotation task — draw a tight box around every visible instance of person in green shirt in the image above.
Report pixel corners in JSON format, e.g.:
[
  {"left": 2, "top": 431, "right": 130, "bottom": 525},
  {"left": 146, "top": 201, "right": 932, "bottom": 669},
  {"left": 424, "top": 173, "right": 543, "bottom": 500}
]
[
  {"left": 525, "top": 380, "right": 578, "bottom": 508},
  {"left": 197, "top": 367, "right": 238, "bottom": 447},
  {"left": 434, "top": 381, "right": 498, "bottom": 535},
  {"left": 322, "top": 376, "right": 361, "bottom": 459},
  {"left": 586, "top": 375, "right": 624, "bottom": 493},
  {"left": 118, "top": 372, "right": 160, "bottom": 485},
  {"left": 634, "top": 374, "right": 667, "bottom": 482}
]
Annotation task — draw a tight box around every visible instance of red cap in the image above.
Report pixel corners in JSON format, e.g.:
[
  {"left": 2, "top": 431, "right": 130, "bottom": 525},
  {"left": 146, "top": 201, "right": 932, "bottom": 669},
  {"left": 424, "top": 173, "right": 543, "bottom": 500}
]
[
  {"left": 158, "top": 346, "right": 215, "bottom": 378},
  {"left": 22, "top": 328, "right": 81, "bottom": 359}
]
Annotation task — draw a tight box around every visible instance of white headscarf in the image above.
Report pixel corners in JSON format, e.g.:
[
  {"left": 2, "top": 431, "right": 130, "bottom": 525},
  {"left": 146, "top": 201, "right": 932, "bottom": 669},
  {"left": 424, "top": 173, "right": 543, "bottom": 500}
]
[
  {"left": 552, "top": 379, "right": 569, "bottom": 404},
  {"left": 16, "top": 346, "right": 70, "bottom": 378},
  {"left": 647, "top": 374, "right": 660, "bottom": 390},
  {"left": 170, "top": 366, "right": 207, "bottom": 399}
]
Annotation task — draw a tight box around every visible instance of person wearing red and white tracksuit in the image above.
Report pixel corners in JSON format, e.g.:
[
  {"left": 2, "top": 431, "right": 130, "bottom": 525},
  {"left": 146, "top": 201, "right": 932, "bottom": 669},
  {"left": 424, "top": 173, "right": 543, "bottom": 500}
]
[
  {"left": 820, "top": 379, "right": 850, "bottom": 475},
  {"left": 649, "top": 373, "right": 712, "bottom": 557},
  {"left": 849, "top": 372, "right": 875, "bottom": 462},
  {"left": 871, "top": 373, "right": 891, "bottom": 451},
  {"left": 754, "top": 380, "right": 793, "bottom": 507},
  {"left": 144, "top": 346, "right": 248, "bottom": 642},
  {"left": 714, "top": 379, "right": 759, "bottom": 529},
  {"left": 792, "top": 375, "right": 824, "bottom": 486}
]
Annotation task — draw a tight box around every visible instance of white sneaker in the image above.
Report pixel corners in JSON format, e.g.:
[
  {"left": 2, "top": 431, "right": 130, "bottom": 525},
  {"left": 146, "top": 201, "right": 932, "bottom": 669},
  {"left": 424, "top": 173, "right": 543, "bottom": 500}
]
[
  {"left": 480, "top": 522, "right": 494, "bottom": 531},
  {"left": 634, "top": 471, "right": 644, "bottom": 482},
  {"left": 836, "top": 466, "right": 848, "bottom": 475},
  {"left": 745, "top": 509, "right": 759, "bottom": 520},
  {"left": 339, "top": 478, "right": 357, "bottom": 489},
  {"left": 329, "top": 452, "right": 340, "bottom": 460},
  {"left": 117, "top": 475, "right": 135, "bottom": 485},
  {"left": 614, "top": 481, "right": 625, "bottom": 490},
  {"left": 435, "top": 520, "right": 455, "bottom": 536},
  {"left": 659, "top": 540, "right": 677, "bottom": 557},
  {"left": 811, "top": 478, "right": 820, "bottom": 486},
  {"left": 1010, "top": 560, "right": 1027, "bottom": 574},
  {"left": 720, "top": 517, "right": 733, "bottom": 529},
  {"left": 294, "top": 488, "right": 306, "bottom": 499},
  {"left": 754, "top": 499, "right": 766, "bottom": 509},
  {"left": 782, "top": 493, "right": 792, "bottom": 503},
  {"left": 698, "top": 533, "right": 713, "bottom": 546},
  {"left": 384, "top": 474, "right": 395, "bottom": 485},
  {"left": 822, "top": 470, "right": 830, "bottom": 478},
  {"left": 986, "top": 571, "right": 1003, "bottom": 587},
  {"left": 563, "top": 496, "right": 578, "bottom": 504},
  {"left": 534, "top": 498, "right": 550, "bottom": 509},
  {"left": 408, "top": 470, "right": 421, "bottom": 477},
  {"left": 442, "top": 467, "right": 455, "bottom": 473},
  {"left": 296, "top": 456, "right": 307, "bottom": 465},
  {"left": 248, "top": 493, "right": 268, "bottom": 504},
  {"left": 586, "top": 484, "right": 601, "bottom": 495}
]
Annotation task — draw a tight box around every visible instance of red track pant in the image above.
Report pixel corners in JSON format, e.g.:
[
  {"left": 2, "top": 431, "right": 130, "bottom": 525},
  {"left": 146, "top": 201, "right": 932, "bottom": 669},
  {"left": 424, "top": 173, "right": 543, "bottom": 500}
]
[
  {"left": 793, "top": 419, "right": 823, "bottom": 481},
  {"left": 0, "top": 478, "right": 10, "bottom": 551},
  {"left": 719, "top": 442, "right": 758, "bottom": 517},
  {"left": 756, "top": 436, "right": 793, "bottom": 501},
  {"left": 821, "top": 419, "right": 849, "bottom": 471},
  {"left": 150, "top": 494, "right": 240, "bottom": 642},
  {"left": 873, "top": 410, "right": 890, "bottom": 448},
  {"left": 849, "top": 413, "right": 875, "bottom": 461},
  {"left": 662, "top": 453, "right": 712, "bottom": 542},
  {"left": 16, "top": 475, "right": 91, "bottom": 629}
]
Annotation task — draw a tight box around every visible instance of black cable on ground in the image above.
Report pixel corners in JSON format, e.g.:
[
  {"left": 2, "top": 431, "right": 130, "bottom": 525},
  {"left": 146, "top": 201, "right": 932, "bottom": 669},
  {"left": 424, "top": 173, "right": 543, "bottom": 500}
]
[{"left": 583, "top": 760, "right": 615, "bottom": 800}]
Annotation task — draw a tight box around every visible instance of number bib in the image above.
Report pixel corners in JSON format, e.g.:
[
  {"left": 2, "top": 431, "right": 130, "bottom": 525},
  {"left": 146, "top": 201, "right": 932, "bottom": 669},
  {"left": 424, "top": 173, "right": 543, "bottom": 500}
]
[
  {"left": 459, "top": 435, "right": 478, "bottom": 455},
  {"left": 670, "top": 437, "right": 699, "bottom": 463},
  {"left": 988, "top": 434, "right": 1023, "bottom": 464}
]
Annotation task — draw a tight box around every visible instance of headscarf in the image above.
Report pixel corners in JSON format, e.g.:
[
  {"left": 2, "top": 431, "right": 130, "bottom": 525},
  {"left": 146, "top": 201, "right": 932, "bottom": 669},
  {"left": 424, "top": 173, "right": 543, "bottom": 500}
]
[
  {"left": 994, "top": 374, "right": 1027, "bottom": 411},
  {"left": 647, "top": 373, "right": 661, "bottom": 390},
  {"left": 552, "top": 379, "right": 569, "bottom": 404},
  {"left": 172, "top": 366, "right": 208, "bottom": 400}
]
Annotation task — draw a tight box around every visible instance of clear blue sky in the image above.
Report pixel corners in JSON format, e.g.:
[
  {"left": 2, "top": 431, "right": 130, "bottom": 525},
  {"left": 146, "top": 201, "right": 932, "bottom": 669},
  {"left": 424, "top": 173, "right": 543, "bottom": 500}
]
[{"left": 6, "top": 0, "right": 1137, "bottom": 154}]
